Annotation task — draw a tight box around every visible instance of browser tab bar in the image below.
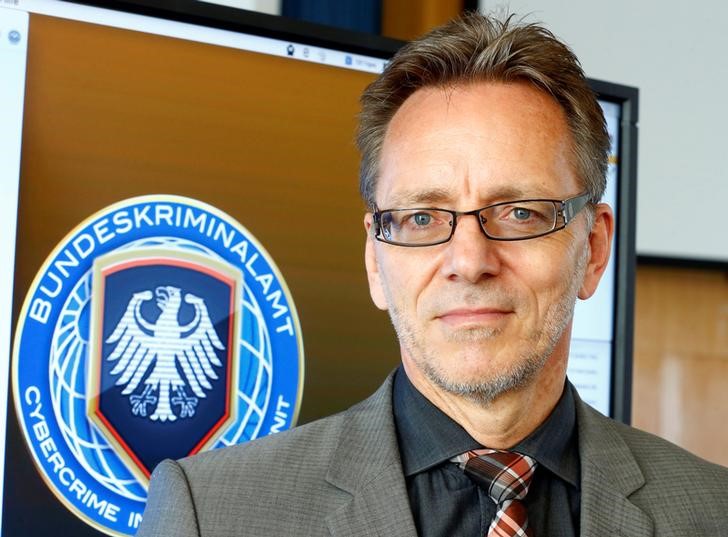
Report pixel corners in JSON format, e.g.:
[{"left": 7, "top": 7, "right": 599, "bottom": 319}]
[{"left": 12, "top": 0, "right": 386, "bottom": 74}]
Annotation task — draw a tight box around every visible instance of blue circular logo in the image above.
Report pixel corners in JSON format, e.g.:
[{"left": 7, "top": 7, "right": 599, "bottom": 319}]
[{"left": 12, "top": 195, "right": 304, "bottom": 536}]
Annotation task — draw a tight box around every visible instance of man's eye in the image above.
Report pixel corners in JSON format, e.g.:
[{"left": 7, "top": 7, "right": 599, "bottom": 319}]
[
  {"left": 512, "top": 207, "right": 532, "bottom": 221},
  {"left": 412, "top": 212, "right": 433, "bottom": 226}
]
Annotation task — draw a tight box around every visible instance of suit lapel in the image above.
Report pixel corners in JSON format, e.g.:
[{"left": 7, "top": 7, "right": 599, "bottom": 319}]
[
  {"left": 325, "top": 465, "right": 416, "bottom": 537},
  {"left": 322, "top": 378, "right": 657, "bottom": 537},
  {"left": 575, "top": 391, "right": 653, "bottom": 537},
  {"left": 324, "top": 374, "right": 417, "bottom": 537}
]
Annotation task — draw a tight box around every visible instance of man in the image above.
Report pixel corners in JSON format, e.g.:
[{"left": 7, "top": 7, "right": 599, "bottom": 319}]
[{"left": 137, "top": 13, "right": 728, "bottom": 537}]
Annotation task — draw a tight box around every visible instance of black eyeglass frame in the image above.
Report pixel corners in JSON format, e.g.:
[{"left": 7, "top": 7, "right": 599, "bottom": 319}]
[{"left": 371, "top": 192, "right": 592, "bottom": 247}]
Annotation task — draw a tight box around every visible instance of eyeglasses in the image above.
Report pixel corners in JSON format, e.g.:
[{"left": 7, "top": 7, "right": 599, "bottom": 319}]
[{"left": 372, "top": 193, "right": 591, "bottom": 247}]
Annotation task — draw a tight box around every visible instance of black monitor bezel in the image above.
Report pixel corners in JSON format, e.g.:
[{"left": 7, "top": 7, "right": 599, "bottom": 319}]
[
  {"left": 591, "top": 80, "right": 639, "bottom": 424},
  {"left": 64, "top": 0, "right": 402, "bottom": 57}
]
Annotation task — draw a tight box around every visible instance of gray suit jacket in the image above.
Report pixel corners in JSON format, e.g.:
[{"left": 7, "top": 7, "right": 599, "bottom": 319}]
[{"left": 137, "top": 376, "right": 728, "bottom": 536}]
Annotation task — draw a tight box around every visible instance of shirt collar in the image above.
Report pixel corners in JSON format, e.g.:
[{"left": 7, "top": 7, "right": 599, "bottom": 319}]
[
  {"left": 512, "top": 381, "right": 580, "bottom": 489},
  {"left": 393, "top": 367, "right": 480, "bottom": 476},
  {"left": 392, "top": 366, "right": 580, "bottom": 489}
]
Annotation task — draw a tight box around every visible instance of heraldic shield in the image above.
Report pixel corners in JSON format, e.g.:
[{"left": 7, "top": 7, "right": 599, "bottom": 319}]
[{"left": 87, "top": 248, "right": 242, "bottom": 486}]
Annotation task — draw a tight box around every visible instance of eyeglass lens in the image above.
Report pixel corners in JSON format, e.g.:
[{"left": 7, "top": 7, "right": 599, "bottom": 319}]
[{"left": 380, "top": 200, "right": 560, "bottom": 244}]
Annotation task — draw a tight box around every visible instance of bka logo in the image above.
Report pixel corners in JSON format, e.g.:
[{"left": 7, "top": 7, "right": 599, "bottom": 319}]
[
  {"left": 12, "top": 196, "right": 304, "bottom": 536},
  {"left": 87, "top": 249, "right": 244, "bottom": 485},
  {"left": 107, "top": 285, "right": 224, "bottom": 423},
  {"left": 105, "top": 284, "right": 225, "bottom": 423}
]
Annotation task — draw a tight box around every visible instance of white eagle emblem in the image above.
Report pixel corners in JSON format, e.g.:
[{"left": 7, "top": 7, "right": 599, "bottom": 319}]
[{"left": 106, "top": 286, "right": 224, "bottom": 422}]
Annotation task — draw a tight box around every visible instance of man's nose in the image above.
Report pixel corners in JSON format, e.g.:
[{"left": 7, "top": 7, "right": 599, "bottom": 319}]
[{"left": 440, "top": 213, "right": 501, "bottom": 282}]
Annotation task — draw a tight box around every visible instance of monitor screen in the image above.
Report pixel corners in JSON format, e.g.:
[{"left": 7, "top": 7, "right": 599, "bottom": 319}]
[{"left": 0, "top": 2, "right": 637, "bottom": 536}]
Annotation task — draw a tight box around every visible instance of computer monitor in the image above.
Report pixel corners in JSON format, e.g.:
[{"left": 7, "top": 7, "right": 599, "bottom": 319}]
[{"left": 0, "top": 2, "right": 637, "bottom": 535}]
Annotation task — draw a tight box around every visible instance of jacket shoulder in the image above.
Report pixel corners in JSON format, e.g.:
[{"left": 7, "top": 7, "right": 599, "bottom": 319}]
[
  {"left": 145, "top": 412, "right": 352, "bottom": 536},
  {"left": 140, "top": 375, "right": 397, "bottom": 536},
  {"left": 578, "top": 401, "right": 728, "bottom": 533},
  {"left": 179, "top": 409, "right": 348, "bottom": 477},
  {"left": 605, "top": 414, "right": 728, "bottom": 481}
]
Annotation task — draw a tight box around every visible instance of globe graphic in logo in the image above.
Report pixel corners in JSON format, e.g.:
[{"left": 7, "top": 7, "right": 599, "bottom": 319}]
[
  {"left": 50, "top": 237, "right": 272, "bottom": 503},
  {"left": 13, "top": 196, "right": 304, "bottom": 536}
]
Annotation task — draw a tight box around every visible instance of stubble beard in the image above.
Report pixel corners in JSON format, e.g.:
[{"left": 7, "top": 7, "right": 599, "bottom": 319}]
[{"left": 383, "top": 247, "right": 589, "bottom": 407}]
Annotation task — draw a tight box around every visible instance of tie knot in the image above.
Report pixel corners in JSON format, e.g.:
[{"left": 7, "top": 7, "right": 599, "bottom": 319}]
[{"left": 453, "top": 449, "right": 537, "bottom": 504}]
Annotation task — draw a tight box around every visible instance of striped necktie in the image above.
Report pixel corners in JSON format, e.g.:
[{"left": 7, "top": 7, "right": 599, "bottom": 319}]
[{"left": 451, "top": 449, "right": 537, "bottom": 537}]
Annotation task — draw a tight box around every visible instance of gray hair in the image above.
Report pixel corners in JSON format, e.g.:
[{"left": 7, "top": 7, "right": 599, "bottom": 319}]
[{"left": 356, "top": 12, "right": 609, "bottom": 208}]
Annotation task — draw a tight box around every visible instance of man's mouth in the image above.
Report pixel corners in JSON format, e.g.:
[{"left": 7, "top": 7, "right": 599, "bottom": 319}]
[{"left": 435, "top": 307, "right": 512, "bottom": 327}]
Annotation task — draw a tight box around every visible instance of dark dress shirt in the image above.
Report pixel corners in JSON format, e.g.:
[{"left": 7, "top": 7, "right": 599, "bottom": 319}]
[{"left": 392, "top": 367, "right": 580, "bottom": 537}]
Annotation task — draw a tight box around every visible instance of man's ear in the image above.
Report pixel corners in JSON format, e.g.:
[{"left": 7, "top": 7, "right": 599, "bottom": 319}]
[
  {"left": 364, "top": 213, "right": 388, "bottom": 310},
  {"left": 579, "top": 203, "right": 614, "bottom": 300}
]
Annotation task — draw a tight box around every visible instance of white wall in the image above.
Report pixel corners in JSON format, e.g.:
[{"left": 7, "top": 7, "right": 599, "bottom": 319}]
[{"left": 481, "top": 0, "right": 728, "bottom": 262}]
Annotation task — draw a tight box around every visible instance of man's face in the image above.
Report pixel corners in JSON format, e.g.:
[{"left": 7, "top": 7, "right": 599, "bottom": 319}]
[{"left": 364, "top": 81, "right": 612, "bottom": 404}]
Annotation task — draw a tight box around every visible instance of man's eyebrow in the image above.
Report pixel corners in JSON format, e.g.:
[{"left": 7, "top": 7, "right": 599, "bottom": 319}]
[
  {"left": 385, "top": 188, "right": 454, "bottom": 207},
  {"left": 487, "top": 185, "right": 530, "bottom": 201},
  {"left": 384, "top": 185, "right": 538, "bottom": 208}
]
